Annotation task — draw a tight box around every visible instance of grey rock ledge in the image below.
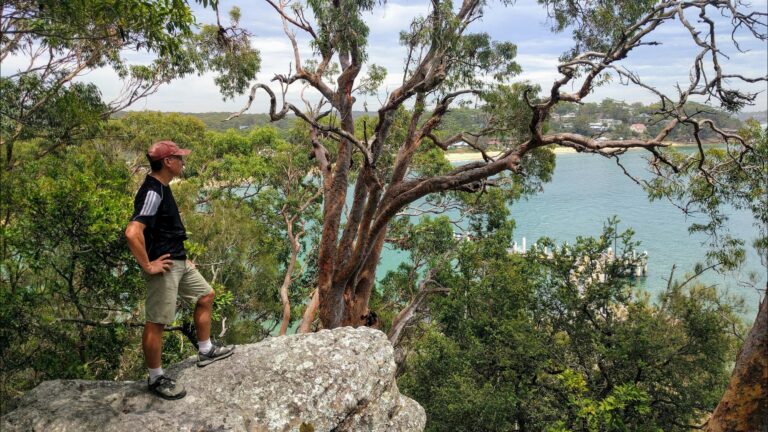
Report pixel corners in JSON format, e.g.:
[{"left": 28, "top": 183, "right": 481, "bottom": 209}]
[{"left": 2, "top": 326, "right": 425, "bottom": 432}]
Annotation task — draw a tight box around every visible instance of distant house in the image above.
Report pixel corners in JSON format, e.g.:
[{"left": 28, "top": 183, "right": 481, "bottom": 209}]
[
  {"left": 238, "top": 125, "right": 250, "bottom": 130},
  {"left": 634, "top": 113, "right": 651, "bottom": 122},
  {"left": 600, "top": 118, "right": 623, "bottom": 127},
  {"left": 630, "top": 123, "right": 647, "bottom": 134},
  {"left": 448, "top": 140, "right": 470, "bottom": 150},
  {"left": 561, "top": 112, "right": 577, "bottom": 120},
  {"left": 589, "top": 122, "right": 608, "bottom": 131},
  {"left": 590, "top": 118, "right": 622, "bottom": 131}
]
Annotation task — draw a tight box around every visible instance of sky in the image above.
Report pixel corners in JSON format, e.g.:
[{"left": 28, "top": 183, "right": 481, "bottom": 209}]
[{"left": 5, "top": 0, "right": 767, "bottom": 113}]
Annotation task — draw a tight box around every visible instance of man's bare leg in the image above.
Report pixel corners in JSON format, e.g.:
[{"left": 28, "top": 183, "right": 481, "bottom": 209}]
[
  {"left": 143, "top": 322, "right": 165, "bottom": 369},
  {"left": 194, "top": 290, "right": 215, "bottom": 342},
  {"left": 193, "top": 289, "right": 235, "bottom": 366}
]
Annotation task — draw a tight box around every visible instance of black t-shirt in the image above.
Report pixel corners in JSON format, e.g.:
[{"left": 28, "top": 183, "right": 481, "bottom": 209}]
[{"left": 130, "top": 176, "right": 188, "bottom": 261}]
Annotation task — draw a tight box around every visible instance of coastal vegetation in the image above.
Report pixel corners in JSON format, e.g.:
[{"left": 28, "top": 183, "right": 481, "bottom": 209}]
[
  {"left": 397, "top": 214, "right": 746, "bottom": 431},
  {"left": 2, "top": 0, "right": 766, "bottom": 430},
  {"left": 141, "top": 101, "right": 749, "bottom": 145}
]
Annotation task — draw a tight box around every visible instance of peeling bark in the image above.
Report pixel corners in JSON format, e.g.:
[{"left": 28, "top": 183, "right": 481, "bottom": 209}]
[{"left": 705, "top": 297, "right": 768, "bottom": 432}]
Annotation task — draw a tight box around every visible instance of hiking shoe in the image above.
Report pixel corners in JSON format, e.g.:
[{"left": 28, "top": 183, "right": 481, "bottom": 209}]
[
  {"left": 197, "top": 344, "right": 235, "bottom": 367},
  {"left": 148, "top": 375, "right": 186, "bottom": 400}
]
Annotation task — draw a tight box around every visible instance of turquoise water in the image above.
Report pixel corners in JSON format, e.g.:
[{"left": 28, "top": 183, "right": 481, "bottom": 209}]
[{"left": 377, "top": 150, "right": 766, "bottom": 313}]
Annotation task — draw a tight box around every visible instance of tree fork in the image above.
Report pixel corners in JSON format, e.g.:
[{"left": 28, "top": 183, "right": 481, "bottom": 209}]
[{"left": 341, "top": 228, "right": 388, "bottom": 327}]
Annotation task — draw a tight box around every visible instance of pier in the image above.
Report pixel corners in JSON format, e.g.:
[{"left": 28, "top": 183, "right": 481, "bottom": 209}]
[
  {"left": 452, "top": 232, "right": 649, "bottom": 280},
  {"left": 507, "top": 235, "right": 649, "bottom": 280}
]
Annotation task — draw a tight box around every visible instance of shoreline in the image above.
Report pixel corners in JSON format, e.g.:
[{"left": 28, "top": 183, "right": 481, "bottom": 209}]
[{"left": 444, "top": 142, "right": 717, "bottom": 162}]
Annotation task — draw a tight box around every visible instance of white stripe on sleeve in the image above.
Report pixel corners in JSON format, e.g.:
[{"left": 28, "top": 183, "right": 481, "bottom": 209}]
[{"left": 139, "top": 190, "right": 161, "bottom": 217}]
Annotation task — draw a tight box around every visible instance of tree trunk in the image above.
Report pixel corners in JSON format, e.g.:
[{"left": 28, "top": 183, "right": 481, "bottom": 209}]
[
  {"left": 705, "top": 296, "right": 768, "bottom": 432},
  {"left": 297, "top": 289, "right": 319, "bottom": 333},
  {"left": 278, "top": 216, "right": 302, "bottom": 336},
  {"left": 278, "top": 244, "right": 300, "bottom": 336},
  {"left": 341, "top": 229, "right": 387, "bottom": 327},
  {"left": 318, "top": 102, "right": 356, "bottom": 329}
]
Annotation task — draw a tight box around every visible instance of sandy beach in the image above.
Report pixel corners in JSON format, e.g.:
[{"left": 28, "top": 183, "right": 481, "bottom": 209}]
[
  {"left": 445, "top": 147, "right": 576, "bottom": 162},
  {"left": 444, "top": 141, "right": 709, "bottom": 162}
]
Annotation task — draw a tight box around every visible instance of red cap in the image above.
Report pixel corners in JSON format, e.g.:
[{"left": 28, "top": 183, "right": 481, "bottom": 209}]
[{"left": 147, "top": 140, "right": 191, "bottom": 161}]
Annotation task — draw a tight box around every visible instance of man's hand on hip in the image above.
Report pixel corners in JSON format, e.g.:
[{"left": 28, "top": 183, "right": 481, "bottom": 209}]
[{"left": 145, "top": 254, "right": 173, "bottom": 275}]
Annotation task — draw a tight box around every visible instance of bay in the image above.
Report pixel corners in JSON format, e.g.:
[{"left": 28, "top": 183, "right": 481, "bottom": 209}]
[{"left": 378, "top": 149, "right": 766, "bottom": 314}]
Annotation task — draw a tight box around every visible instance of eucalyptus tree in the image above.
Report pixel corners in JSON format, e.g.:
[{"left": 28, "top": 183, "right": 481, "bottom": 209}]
[
  {"left": 231, "top": 0, "right": 766, "bottom": 331},
  {"left": 266, "top": 137, "right": 323, "bottom": 335},
  {"left": 196, "top": 124, "right": 325, "bottom": 336}
]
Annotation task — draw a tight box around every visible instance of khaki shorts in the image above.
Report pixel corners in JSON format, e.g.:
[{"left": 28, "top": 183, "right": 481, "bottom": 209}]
[{"left": 144, "top": 260, "right": 213, "bottom": 325}]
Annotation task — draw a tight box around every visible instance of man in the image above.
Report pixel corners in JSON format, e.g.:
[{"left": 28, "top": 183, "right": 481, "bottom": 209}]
[{"left": 125, "top": 140, "right": 234, "bottom": 400}]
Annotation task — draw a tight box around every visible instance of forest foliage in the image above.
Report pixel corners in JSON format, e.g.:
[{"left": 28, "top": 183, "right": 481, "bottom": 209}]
[
  {"left": 0, "top": 110, "right": 756, "bottom": 431},
  {"left": 1, "top": 0, "right": 766, "bottom": 429}
]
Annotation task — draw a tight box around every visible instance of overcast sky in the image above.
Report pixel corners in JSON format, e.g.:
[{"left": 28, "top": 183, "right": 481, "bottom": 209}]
[{"left": 5, "top": 0, "right": 767, "bottom": 113}]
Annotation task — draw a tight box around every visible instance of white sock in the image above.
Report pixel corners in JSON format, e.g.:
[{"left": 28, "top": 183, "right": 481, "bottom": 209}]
[
  {"left": 198, "top": 339, "right": 212, "bottom": 354},
  {"left": 148, "top": 367, "right": 164, "bottom": 383}
]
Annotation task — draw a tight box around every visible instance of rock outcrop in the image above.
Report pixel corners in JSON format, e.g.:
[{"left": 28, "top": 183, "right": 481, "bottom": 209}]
[{"left": 2, "top": 327, "right": 425, "bottom": 432}]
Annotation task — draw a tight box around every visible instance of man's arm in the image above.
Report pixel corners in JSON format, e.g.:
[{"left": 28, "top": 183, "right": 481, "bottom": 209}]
[{"left": 125, "top": 221, "right": 172, "bottom": 275}]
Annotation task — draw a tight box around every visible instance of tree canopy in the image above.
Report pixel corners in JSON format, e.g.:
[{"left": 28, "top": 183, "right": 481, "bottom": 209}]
[{"left": 227, "top": 0, "right": 766, "bottom": 330}]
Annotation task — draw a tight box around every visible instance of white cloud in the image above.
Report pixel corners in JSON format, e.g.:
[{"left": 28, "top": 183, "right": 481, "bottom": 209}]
[
  {"left": 0, "top": 54, "right": 31, "bottom": 75},
  {"left": 5, "top": 1, "right": 765, "bottom": 113},
  {"left": 364, "top": 2, "right": 431, "bottom": 33},
  {"left": 515, "top": 53, "right": 560, "bottom": 70}
]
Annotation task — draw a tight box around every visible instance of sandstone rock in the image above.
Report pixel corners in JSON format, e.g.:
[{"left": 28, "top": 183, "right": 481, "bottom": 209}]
[{"left": 2, "top": 327, "right": 425, "bottom": 432}]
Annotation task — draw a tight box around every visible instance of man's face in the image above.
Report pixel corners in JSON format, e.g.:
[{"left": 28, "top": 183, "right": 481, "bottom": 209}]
[{"left": 164, "top": 155, "right": 185, "bottom": 177}]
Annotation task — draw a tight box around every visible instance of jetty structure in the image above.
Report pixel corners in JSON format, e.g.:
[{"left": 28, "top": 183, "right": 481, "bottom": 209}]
[
  {"left": 454, "top": 232, "right": 649, "bottom": 281},
  {"left": 508, "top": 236, "right": 648, "bottom": 280}
]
